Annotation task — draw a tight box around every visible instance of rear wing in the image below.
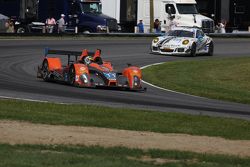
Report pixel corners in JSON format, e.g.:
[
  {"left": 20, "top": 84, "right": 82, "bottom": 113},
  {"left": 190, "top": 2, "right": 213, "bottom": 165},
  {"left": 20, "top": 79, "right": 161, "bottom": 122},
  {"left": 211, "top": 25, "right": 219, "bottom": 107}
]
[
  {"left": 44, "top": 48, "right": 100, "bottom": 65},
  {"left": 44, "top": 48, "right": 96, "bottom": 57}
]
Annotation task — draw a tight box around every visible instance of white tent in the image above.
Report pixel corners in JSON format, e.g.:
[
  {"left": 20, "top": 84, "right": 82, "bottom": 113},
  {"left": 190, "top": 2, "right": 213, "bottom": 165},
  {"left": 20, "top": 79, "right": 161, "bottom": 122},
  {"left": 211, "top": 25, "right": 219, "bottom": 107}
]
[
  {"left": 0, "top": 13, "right": 9, "bottom": 20},
  {"left": 0, "top": 14, "right": 9, "bottom": 32}
]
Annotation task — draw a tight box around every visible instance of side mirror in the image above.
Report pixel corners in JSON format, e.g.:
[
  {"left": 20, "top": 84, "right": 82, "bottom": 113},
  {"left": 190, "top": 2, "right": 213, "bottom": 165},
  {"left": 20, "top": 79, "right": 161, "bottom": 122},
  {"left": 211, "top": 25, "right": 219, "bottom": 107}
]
[{"left": 170, "top": 15, "right": 175, "bottom": 20}]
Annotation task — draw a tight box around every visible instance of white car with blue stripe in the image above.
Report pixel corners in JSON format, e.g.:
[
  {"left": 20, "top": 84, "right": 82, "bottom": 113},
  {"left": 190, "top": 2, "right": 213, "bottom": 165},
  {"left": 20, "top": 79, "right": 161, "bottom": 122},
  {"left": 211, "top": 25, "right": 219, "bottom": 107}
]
[{"left": 151, "top": 27, "right": 213, "bottom": 56}]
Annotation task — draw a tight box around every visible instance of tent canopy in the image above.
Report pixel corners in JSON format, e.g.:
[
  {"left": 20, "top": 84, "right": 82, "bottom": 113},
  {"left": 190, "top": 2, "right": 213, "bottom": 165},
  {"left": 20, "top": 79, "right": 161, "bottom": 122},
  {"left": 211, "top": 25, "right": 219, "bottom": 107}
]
[{"left": 0, "top": 13, "right": 9, "bottom": 20}]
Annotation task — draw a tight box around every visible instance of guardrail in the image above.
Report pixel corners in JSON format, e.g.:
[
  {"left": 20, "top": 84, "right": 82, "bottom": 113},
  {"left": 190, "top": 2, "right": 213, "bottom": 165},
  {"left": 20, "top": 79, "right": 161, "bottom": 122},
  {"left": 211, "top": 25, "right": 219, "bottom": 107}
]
[{"left": 1, "top": 32, "right": 250, "bottom": 38}]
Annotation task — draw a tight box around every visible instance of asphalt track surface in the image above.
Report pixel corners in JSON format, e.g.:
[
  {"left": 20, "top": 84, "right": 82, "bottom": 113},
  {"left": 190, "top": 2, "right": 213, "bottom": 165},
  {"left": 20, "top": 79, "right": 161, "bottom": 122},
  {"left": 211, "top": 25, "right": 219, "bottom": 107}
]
[{"left": 0, "top": 38, "right": 250, "bottom": 120}]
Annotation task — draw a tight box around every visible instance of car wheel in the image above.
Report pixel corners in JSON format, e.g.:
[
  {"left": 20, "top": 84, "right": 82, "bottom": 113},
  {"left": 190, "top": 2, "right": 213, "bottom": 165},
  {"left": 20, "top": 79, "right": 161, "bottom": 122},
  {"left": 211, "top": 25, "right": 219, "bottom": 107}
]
[
  {"left": 83, "top": 30, "right": 90, "bottom": 33},
  {"left": 82, "top": 28, "right": 92, "bottom": 34},
  {"left": 17, "top": 27, "right": 26, "bottom": 33},
  {"left": 69, "top": 65, "right": 76, "bottom": 85},
  {"left": 207, "top": 42, "right": 214, "bottom": 56},
  {"left": 42, "top": 60, "right": 50, "bottom": 81},
  {"left": 190, "top": 43, "right": 197, "bottom": 57}
]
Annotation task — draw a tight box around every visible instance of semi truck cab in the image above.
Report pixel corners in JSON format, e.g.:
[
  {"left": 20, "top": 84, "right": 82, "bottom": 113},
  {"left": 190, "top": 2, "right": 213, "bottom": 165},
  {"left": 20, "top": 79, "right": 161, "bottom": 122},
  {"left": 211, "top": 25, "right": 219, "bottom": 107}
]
[
  {"left": 137, "top": 0, "right": 214, "bottom": 33},
  {"left": 162, "top": 0, "right": 214, "bottom": 33},
  {"left": 66, "top": 0, "right": 118, "bottom": 33}
]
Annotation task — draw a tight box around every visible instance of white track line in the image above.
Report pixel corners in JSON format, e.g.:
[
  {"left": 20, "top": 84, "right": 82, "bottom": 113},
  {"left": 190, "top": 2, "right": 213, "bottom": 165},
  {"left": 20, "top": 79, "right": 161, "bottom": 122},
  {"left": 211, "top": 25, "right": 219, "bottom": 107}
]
[
  {"left": 0, "top": 96, "right": 49, "bottom": 103},
  {"left": 140, "top": 63, "right": 207, "bottom": 99},
  {"left": 0, "top": 95, "right": 69, "bottom": 104},
  {"left": 0, "top": 62, "right": 204, "bottom": 103}
]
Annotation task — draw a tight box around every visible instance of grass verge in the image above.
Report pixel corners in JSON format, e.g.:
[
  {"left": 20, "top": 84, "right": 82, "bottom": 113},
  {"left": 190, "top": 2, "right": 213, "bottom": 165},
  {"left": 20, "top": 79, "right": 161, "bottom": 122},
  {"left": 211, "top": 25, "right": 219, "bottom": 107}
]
[
  {"left": 1, "top": 144, "right": 250, "bottom": 167},
  {"left": 0, "top": 99, "right": 249, "bottom": 140},
  {"left": 142, "top": 57, "right": 250, "bottom": 104}
]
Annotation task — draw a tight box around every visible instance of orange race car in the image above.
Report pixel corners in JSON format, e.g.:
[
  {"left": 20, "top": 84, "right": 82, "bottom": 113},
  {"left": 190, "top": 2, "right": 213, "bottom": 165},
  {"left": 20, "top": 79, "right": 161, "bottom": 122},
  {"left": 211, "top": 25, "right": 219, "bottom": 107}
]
[{"left": 37, "top": 48, "right": 145, "bottom": 91}]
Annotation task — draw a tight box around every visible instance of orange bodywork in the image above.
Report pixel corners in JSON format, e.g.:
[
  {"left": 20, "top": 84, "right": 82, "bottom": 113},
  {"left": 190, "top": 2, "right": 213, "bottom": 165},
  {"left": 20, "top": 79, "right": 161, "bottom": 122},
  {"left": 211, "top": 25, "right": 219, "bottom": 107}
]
[
  {"left": 89, "top": 62, "right": 113, "bottom": 71},
  {"left": 47, "top": 58, "right": 62, "bottom": 71},
  {"left": 102, "top": 61, "right": 113, "bottom": 71},
  {"left": 79, "top": 49, "right": 88, "bottom": 61},
  {"left": 72, "top": 63, "right": 90, "bottom": 86},
  {"left": 122, "top": 66, "right": 142, "bottom": 88},
  {"left": 40, "top": 48, "right": 144, "bottom": 91},
  {"left": 93, "top": 49, "right": 101, "bottom": 60}
]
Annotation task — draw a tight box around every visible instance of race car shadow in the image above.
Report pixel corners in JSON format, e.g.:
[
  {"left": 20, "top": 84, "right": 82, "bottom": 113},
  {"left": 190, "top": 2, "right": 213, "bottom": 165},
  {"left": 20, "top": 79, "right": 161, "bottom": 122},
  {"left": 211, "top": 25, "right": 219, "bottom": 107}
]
[
  {"left": 37, "top": 79, "right": 146, "bottom": 93},
  {"left": 150, "top": 52, "right": 213, "bottom": 58}
]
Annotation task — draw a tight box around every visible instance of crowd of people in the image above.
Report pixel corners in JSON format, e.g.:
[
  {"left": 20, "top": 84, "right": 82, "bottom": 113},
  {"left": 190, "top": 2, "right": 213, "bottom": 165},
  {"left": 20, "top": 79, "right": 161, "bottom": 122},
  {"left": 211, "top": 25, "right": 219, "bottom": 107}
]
[
  {"left": 136, "top": 18, "right": 228, "bottom": 34},
  {"left": 4, "top": 13, "right": 67, "bottom": 33},
  {"left": 136, "top": 18, "right": 176, "bottom": 33},
  {"left": 4, "top": 14, "right": 228, "bottom": 34},
  {"left": 45, "top": 14, "right": 67, "bottom": 33}
]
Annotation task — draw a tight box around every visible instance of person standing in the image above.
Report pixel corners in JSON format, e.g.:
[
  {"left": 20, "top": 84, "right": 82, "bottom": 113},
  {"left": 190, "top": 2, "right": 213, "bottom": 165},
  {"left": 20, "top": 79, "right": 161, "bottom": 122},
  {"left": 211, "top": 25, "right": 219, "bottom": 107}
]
[
  {"left": 57, "top": 14, "right": 66, "bottom": 33},
  {"left": 137, "top": 20, "right": 144, "bottom": 33},
  {"left": 217, "top": 20, "right": 226, "bottom": 33},
  {"left": 154, "top": 19, "right": 161, "bottom": 33},
  {"left": 46, "top": 16, "right": 56, "bottom": 33},
  {"left": 5, "top": 19, "right": 14, "bottom": 33}
]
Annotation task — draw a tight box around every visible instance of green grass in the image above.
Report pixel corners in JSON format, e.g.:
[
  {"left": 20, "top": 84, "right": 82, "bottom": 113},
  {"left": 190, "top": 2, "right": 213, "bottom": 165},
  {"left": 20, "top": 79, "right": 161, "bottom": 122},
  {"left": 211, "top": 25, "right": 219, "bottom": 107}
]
[
  {"left": 1, "top": 144, "right": 250, "bottom": 167},
  {"left": 0, "top": 99, "right": 249, "bottom": 140},
  {"left": 142, "top": 57, "right": 250, "bottom": 104}
]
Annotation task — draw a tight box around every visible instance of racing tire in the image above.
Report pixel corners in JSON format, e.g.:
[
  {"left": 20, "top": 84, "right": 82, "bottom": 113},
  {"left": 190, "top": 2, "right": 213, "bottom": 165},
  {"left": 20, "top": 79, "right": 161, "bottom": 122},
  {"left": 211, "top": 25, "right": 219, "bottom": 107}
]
[
  {"left": 42, "top": 60, "right": 50, "bottom": 81},
  {"left": 69, "top": 65, "right": 76, "bottom": 85},
  {"left": 207, "top": 42, "right": 214, "bottom": 56},
  {"left": 190, "top": 43, "right": 197, "bottom": 57}
]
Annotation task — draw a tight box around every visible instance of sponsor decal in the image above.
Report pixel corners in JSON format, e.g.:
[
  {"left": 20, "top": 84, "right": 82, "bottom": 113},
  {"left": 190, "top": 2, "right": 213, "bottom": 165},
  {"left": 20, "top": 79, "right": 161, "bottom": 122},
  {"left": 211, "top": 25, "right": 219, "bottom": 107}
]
[
  {"left": 103, "top": 72, "right": 116, "bottom": 80},
  {"left": 80, "top": 67, "right": 86, "bottom": 72},
  {"left": 163, "top": 44, "right": 179, "bottom": 48}
]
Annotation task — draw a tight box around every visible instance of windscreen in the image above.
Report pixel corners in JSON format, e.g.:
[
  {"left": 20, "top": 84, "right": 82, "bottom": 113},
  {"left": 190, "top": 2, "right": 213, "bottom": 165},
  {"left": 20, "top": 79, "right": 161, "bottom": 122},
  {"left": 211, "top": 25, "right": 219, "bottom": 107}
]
[
  {"left": 80, "top": 2, "right": 102, "bottom": 13},
  {"left": 168, "top": 30, "right": 194, "bottom": 38},
  {"left": 176, "top": 4, "right": 198, "bottom": 14}
]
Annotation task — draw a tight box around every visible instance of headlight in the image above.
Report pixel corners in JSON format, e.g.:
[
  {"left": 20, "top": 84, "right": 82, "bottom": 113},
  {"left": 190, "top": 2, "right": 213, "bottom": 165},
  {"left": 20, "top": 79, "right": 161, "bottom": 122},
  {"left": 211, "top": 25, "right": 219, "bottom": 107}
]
[
  {"left": 153, "top": 38, "right": 159, "bottom": 43},
  {"left": 80, "top": 73, "right": 89, "bottom": 84},
  {"left": 182, "top": 40, "right": 189, "bottom": 45},
  {"left": 133, "top": 76, "right": 140, "bottom": 87},
  {"left": 97, "top": 25, "right": 107, "bottom": 31}
]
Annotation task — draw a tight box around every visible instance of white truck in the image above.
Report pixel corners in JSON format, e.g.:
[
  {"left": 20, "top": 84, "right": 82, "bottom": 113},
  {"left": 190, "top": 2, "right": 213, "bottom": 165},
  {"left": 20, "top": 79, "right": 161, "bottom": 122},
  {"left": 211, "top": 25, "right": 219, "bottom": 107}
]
[
  {"left": 102, "top": 0, "right": 214, "bottom": 33},
  {"left": 138, "top": 0, "right": 214, "bottom": 33}
]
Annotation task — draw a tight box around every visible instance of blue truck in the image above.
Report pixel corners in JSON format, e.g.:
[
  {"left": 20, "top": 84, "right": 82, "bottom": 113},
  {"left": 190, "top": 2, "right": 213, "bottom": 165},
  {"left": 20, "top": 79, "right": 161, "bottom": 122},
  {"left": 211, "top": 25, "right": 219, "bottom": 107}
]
[{"left": 0, "top": 0, "right": 119, "bottom": 33}]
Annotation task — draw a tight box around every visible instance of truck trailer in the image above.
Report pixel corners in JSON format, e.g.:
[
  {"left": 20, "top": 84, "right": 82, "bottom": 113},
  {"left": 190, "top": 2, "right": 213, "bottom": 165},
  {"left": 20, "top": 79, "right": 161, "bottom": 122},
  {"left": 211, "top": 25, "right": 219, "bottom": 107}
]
[{"left": 102, "top": 0, "right": 137, "bottom": 32}]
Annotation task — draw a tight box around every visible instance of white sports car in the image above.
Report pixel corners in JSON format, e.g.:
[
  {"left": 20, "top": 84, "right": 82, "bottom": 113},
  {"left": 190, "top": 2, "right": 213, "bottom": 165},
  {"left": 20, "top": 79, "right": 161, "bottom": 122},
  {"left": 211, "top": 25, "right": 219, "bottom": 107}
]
[{"left": 151, "top": 27, "right": 214, "bottom": 56}]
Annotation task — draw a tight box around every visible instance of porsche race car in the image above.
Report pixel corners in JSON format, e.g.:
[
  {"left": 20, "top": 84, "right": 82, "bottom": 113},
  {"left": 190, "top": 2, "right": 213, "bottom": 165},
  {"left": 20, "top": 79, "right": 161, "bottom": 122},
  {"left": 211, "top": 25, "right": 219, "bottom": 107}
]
[
  {"left": 151, "top": 27, "right": 214, "bottom": 56},
  {"left": 37, "top": 48, "right": 145, "bottom": 91}
]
